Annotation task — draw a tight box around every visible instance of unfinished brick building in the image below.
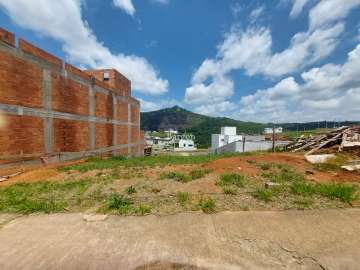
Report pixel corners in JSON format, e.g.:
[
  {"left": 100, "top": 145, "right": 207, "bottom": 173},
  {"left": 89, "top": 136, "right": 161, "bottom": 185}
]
[{"left": 0, "top": 27, "right": 144, "bottom": 163}]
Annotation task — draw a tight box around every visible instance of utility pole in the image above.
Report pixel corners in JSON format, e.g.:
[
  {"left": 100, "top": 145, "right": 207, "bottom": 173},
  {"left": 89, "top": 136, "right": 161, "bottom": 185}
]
[{"left": 272, "top": 124, "right": 275, "bottom": 152}]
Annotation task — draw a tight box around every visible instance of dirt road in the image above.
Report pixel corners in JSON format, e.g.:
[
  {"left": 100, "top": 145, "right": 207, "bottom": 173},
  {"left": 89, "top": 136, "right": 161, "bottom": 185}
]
[{"left": 0, "top": 209, "right": 359, "bottom": 270}]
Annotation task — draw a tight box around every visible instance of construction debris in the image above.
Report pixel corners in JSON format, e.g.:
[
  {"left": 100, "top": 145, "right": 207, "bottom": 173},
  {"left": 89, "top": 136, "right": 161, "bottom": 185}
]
[
  {"left": 341, "top": 160, "right": 360, "bottom": 171},
  {"left": 305, "top": 154, "right": 335, "bottom": 164},
  {"left": 0, "top": 172, "right": 22, "bottom": 182},
  {"left": 286, "top": 126, "right": 360, "bottom": 156}
]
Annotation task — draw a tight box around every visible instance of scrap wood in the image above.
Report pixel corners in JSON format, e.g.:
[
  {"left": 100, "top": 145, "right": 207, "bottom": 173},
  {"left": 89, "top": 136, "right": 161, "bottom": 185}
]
[
  {"left": 0, "top": 171, "right": 22, "bottom": 182},
  {"left": 306, "top": 130, "right": 347, "bottom": 155}
]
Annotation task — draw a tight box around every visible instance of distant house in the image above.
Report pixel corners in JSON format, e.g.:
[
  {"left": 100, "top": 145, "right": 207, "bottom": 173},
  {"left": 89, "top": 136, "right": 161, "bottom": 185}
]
[
  {"left": 264, "top": 127, "right": 283, "bottom": 134},
  {"left": 211, "top": 127, "right": 242, "bottom": 150}
]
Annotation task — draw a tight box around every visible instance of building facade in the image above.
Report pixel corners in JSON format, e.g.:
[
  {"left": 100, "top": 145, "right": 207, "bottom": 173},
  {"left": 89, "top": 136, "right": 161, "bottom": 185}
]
[{"left": 0, "top": 27, "right": 144, "bottom": 163}]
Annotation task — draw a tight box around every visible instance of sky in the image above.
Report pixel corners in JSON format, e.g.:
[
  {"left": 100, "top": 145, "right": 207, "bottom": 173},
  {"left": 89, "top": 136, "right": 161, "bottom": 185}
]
[{"left": 0, "top": 0, "right": 359, "bottom": 123}]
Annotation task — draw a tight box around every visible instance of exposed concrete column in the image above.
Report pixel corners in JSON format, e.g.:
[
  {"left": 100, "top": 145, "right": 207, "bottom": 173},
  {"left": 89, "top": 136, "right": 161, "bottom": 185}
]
[
  {"left": 43, "top": 69, "right": 53, "bottom": 154},
  {"left": 88, "top": 85, "right": 95, "bottom": 150},
  {"left": 128, "top": 103, "right": 131, "bottom": 156},
  {"left": 112, "top": 94, "right": 117, "bottom": 155}
]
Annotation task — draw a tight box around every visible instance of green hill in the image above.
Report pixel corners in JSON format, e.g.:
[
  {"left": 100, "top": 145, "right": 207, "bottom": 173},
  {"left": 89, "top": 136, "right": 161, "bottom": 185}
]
[{"left": 140, "top": 106, "right": 265, "bottom": 148}]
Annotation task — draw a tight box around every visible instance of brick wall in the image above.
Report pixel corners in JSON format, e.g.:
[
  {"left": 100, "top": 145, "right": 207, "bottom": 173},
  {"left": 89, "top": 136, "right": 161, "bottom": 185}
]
[
  {"left": 0, "top": 115, "right": 44, "bottom": 157},
  {"left": 0, "top": 27, "right": 144, "bottom": 161}
]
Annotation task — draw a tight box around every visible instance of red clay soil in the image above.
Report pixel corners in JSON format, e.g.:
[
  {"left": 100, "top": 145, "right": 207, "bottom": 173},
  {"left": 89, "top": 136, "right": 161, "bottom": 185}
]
[{"left": 205, "top": 153, "right": 360, "bottom": 183}]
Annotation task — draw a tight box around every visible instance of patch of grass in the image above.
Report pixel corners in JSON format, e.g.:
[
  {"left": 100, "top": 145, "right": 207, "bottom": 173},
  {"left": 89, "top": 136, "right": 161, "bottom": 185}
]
[
  {"left": 262, "top": 166, "right": 304, "bottom": 183},
  {"left": 291, "top": 181, "right": 315, "bottom": 197},
  {"left": 0, "top": 179, "right": 93, "bottom": 214},
  {"left": 222, "top": 186, "right": 238, "bottom": 195},
  {"left": 198, "top": 197, "right": 216, "bottom": 213},
  {"left": 59, "top": 152, "right": 259, "bottom": 172},
  {"left": 217, "top": 173, "right": 245, "bottom": 188},
  {"left": 291, "top": 181, "right": 358, "bottom": 204},
  {"left": 253, "top": 189, "right": 273, "bottom": 203},
  {"left": 134, "top": 204, "right": 151, "bottom": 215},
  {"left": 125, "top": 186, "right": 137, "bottom": 195},
  {"left": 315, "top": 183, "right": 358, "bottom": 203},
  {"left": 106, "top": 193, "right": 133, "bottom": 214},
  {"left": 160, "top": 172, "right": 191, "bottom": 183},
  {"left": 177, "top": 192, "right": 191, "bottom": 206},
  {"left": 189, "top": 169, "right": 211, "bottom": 180}
]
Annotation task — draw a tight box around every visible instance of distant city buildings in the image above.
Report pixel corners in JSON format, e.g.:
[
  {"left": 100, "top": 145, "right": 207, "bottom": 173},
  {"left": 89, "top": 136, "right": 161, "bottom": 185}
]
[{"left": 145, "top": 131, "right": 197, "bottom": 152}]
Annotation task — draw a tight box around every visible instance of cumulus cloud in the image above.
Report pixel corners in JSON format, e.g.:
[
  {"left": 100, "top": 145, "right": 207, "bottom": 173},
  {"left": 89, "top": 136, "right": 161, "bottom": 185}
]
[
  {"left": 289, "top": 0, "right": 311, "bottom": 18},
  {"left": 238, "top": 44, "right": 360, "bottom": 122},
  {"left": 194, "top": 101, "right": 237, "bottom": 117},
  {"left": 249, "top": 5, "right": 265, "bottom": 23},
  {"left": 113, "top": 0, "right": 135, "bottom": 16},
  {"left": 0, "top": 0, "right": 169, "bottom": 95},
  {"left": 185, "top": 0, "right": 359, "bottom": 108}
]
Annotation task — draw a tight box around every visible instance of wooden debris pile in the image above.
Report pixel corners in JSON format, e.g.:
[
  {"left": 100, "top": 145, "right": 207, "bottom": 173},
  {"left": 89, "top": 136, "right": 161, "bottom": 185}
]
[{"left": 286, "top": 126, "right": 360, "bottom": 155}]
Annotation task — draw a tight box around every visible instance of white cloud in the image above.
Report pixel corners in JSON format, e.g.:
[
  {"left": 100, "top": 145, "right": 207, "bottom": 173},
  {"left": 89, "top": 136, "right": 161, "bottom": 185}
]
[
  {"left": 0, "top": 0, "right": 169, "bottom": 95},
  {"left": 249, "top": 5, "right": 265, "bottom": 23},
  {"left": 113, "top": 0, "right": 169, "bottom": 16},
  {"left": 194, "top": 101, "right": 237, "bottom": 117},
  {"left": 231, "top": 2, "right": 242, "bottom": 17},
  {"left": 138, "top": 98, "right": 179, "bottom": 112},
  {"left": 238, "top": 44, "right": 360, "bottom": 122},
  {"left": 289, "top": 0, "right": 311, "bottom": 18},
  {"left": 185, "top": 0, "right": 358, "bottom": 105},
  {"left": 113, "top": 0, "right": 135, "bottom": 16},
  {"left": 309, "top": 0, "right": 360, "bottom": 30}
]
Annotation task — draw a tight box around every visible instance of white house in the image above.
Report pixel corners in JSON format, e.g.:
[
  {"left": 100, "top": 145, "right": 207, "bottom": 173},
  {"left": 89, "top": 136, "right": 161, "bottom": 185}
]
[
  {"left": 175, "top": 138, "right": 196, "bottom": 151},
  {"left": 264, "top": 127, "right": 283, "bottom": 134},
  {"left": 211, "top": 127, "right": 242, "bottom": 150}
]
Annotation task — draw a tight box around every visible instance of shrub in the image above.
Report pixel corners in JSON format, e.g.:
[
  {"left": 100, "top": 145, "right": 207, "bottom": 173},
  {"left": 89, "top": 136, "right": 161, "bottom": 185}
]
[
  {"left": 199, "top": 197, "right": 216, "bottom": 213},
  {"left": 189, "top": 169, "right": 206, "bottom": 180},
  {"left": 253, "top": 189, "right": 273, "bottom": 202},
  {"left": 218, "top": 173, "right": 245, "bottom": 188},
  {"left": 125, "top": 186, "right": 137, "bottom": 195},
  {"left": 177, "top": 192, "right": 191, "bottom": 205},
  {"left": 107, "top": 193, "right": 132, "bottom": 214}
]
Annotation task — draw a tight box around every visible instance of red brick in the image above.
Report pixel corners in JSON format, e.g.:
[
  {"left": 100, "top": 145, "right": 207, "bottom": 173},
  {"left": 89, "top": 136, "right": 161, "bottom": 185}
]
[
  {"left": 117, "top": 101, "right": 128, "bottom": 122},
  {"left": 117, "top": 125, "right": 128, "bottom": 145},
  {"left": 95, "top": 123, "right": 113, "bottom": 148},
  {"left": 52, "top": 74, "right": 89, "bottom": 115},
  {"left": 65, "top": 63, "right": 91, "bottom": 81},
  {"left": 53, "top": 119, "right": 89, "bottom": 152},
  {"left": 95, "top": 92, "right": 113, "bottom": 119},
  {"left": 131, "top": 126, "right": 139, "bottom": 143},
  {"left": 19, "top": 39, "right": 62, "bottom": 67},
  {"left": 131, "top": 104, "right": 139, "bottom": 124},
  {"left": 0, "top": 28, "right": 15, "bottom": 46},
  {"left": 0, "top": 114, "right": 43, "bottom": 156},
  {"left": 0, "top": 51, "right": 43, "bottom": 108}
]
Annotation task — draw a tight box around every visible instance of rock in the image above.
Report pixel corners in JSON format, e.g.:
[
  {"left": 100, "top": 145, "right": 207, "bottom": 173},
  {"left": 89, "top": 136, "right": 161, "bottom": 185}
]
[
  {"left": 305, "top": 170, "right": 315, "bottom": 175},
  {"left": 83, "top": 214, "right": 108, "bottom": 222}
]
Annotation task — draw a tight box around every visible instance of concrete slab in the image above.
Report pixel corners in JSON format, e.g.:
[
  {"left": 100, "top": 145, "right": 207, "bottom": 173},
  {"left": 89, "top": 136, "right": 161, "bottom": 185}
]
[{"left": 0, "top": 209, "right": 359, "bottom": 270}]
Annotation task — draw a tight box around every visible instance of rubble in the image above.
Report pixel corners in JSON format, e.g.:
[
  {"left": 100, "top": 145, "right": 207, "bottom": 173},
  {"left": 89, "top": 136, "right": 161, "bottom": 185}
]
[{"left": 286, "top": 126, "right": 360, "bottom": 156}]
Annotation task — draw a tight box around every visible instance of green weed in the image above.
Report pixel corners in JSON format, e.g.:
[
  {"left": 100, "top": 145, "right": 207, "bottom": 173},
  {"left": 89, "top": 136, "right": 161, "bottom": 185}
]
[
  {"left": 135, "top": 204, "right": 151, "bottom": 215},
  {"left": 253, "top": 189, "right": 273, "bottom": 202},
  {"left": 160, "top": 172, "right": 191, "bottom": 183},
  {"left": 125, "top": 186, "right": 137, "bottom": 195},
  {"left": 222, "top": 186, "right": 238, "bottom": 195},
  {"left": 198, "top": 197, "right": 216, "bottom": 213},
  {"left": 217, "top": 173, "right": 245, "bottom": 188},
  {"left": 177, "top": 192, "right": 191, "bottom": 206}
]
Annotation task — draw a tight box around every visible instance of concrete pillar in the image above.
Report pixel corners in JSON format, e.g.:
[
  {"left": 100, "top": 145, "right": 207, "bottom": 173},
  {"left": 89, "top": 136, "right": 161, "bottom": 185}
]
[
  {"left": 88, "top": 85, "right": 95, "bottom": 150},
  {"left": 43, "top": 69, "right": 53, "bottom": 154},
  {"left": 128, "top": 103, "right": 131, "bottom": 156},
  {"left": 112, "top": 94, "right": 117, "bottom": 155}
]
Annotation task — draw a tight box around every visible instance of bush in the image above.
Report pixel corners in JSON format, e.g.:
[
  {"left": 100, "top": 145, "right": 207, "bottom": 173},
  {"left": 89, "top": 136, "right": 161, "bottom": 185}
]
[
  {"left": 189, "top": 169, "right": 210, "bottom": 180},
  {"left": 199, "top": 197, "right": 216, "bottom": 213},
  {"left": 177, "top": 192, "right": 191, "bottom": 205},
  {"left": 253, "top": 189, "right": 273, "bottom": 202},
  {"left": 125, "top": 186, "right": 137, "bottom": 195},
  {"left": 218, "top": 173, "right": 245, "bottom": 188},
  {"left": 107, "top": 193, "right": 132, "bottom": 214}
]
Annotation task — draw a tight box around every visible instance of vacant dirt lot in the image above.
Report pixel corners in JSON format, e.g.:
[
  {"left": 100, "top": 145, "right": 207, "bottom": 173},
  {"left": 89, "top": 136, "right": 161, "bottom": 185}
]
[{"left": 0, "top": 153, "right": 359, "bottom": 215}]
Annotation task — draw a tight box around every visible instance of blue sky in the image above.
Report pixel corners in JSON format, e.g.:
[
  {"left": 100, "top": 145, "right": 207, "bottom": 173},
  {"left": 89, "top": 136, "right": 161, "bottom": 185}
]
[{"left": 0, "top": 0, "right": 360, "bottom": 122}]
